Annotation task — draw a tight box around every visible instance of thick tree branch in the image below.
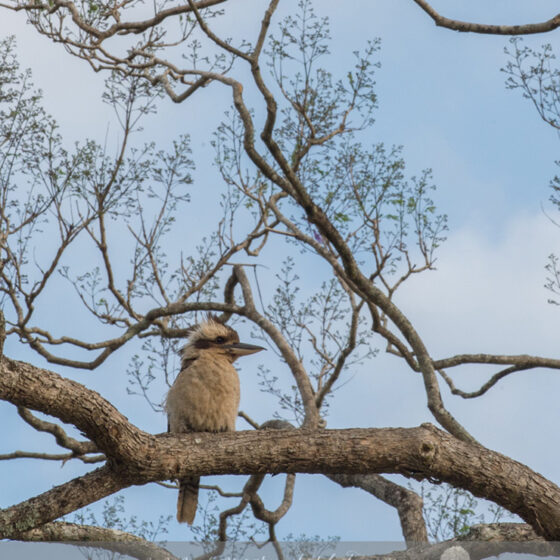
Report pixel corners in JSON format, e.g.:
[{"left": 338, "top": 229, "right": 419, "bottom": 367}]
[
  {"left": 2, "top": 356, "right": 560, "bottom": 539},
  {"left": 18, "top": 521, "right": 178, "bottom": 560},
  {"left": 412, "top": 0, "right": 560, "bottom": 35},
  {"left": 0, "top": 466, "right": 130, "bottom": 539},
  {"left": 0, "top": 357, "right": 141, "bottom": 458}
]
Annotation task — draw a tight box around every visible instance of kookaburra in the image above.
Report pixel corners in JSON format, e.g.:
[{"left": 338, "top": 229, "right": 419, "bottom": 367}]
[{"left": 166, "top": 315, "right": 265, "bottom": 525}]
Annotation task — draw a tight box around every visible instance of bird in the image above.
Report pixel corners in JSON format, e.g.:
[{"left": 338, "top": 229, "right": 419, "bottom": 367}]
[{"left": 165, "top": 314, "right": 265, "bottom": 524}]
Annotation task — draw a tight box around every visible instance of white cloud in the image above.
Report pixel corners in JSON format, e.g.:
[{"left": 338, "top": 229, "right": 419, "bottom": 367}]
[{"left": 398, "top": 210, "right": 558, "bottom": 355}]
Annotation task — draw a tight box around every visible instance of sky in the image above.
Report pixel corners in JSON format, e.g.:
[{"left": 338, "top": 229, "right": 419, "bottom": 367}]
[{"left": 1, "top": 0, "right": 560, "bottom": 546}]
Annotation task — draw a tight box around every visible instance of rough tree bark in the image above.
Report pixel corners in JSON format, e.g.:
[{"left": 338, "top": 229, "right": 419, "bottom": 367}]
[{"left": 1, "top": 356, "right": 560, "bottom": 541}]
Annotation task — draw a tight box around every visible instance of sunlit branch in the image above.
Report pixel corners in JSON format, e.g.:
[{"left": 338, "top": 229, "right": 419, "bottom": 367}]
[
  {"left": 412, "top": 0, "right": 560, "bottom": 35},
  {"left": 433, "top": 353, "right": 560, "bottom": 370}
]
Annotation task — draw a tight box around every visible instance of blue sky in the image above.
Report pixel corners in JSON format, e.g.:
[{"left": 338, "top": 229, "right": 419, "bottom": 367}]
[{"left": 1, "top": 0, "right": 560, "bottom": 544}]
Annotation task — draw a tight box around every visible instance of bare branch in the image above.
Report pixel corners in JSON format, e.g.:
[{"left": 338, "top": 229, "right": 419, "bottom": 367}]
[
  {"left": 412, "top": 0, "right": 560, "bottom": 35},
  {"left": 200, "top": 484, "right": 243, "bottom": 498},
  {"left": 238, "top": 410, "right": 260, "bottom": 430},
  {"left": 19, "top": 300, "right": 242, "bottom": 369},
  {"left": 438, "top": 366, "right": 532, "bottom": 399},
  {"left": 19, "top": 521, "right": 179, "bottom": 560},
  {"left": 0, "top": 310, "right": 5, "bottom": 361},
  {"left": 17, "top": 406, "right": 98, "bottom": 456},
  {"left": 0, "top": 451, "right": 74, "bottom": 461},
  {"left": 433, "top": 353, "right": 560, "bottom": 370},
  {"left": 329, "top": 474, "right": 428, "bottom": 545},
  {"left": 186, "top": 0, "right": 250, "bottom": 61},
  {"left": 248, "top": 474, "right": 295, "bottom": 524}
]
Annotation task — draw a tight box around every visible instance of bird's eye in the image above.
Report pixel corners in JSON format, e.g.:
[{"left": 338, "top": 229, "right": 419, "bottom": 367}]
[{"left": 215, "top": 336, "right": 226, "bottom": 344}]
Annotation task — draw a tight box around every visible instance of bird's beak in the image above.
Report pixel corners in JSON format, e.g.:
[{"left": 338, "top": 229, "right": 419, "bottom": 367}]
[{"left": 225, "top": 342, "right": 266, "bottom": 356}]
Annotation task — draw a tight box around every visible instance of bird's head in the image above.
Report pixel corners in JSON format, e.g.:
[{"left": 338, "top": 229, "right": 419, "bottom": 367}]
[{"left": 180, "top": 315, "right": 265, "bottom": 365}]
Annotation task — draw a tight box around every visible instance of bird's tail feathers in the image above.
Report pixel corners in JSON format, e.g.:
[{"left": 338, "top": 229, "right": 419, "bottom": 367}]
[{"left": 177, "top": 476, "right": 200, "bottom": 524}]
